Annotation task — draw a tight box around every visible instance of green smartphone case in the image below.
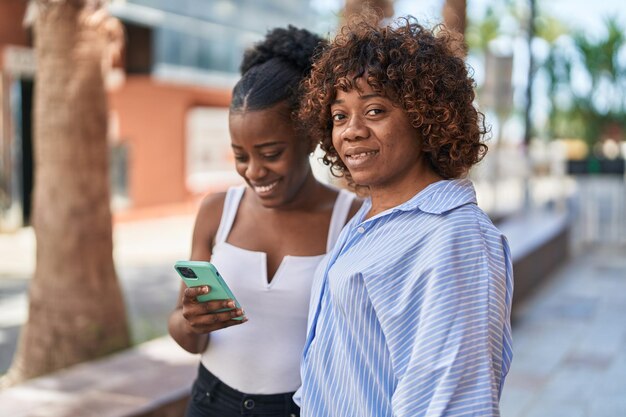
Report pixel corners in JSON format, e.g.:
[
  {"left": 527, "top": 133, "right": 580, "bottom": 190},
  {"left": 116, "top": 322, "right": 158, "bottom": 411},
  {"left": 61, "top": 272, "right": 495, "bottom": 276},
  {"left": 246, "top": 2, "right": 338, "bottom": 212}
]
[{"left": 174, "top": 260, "right": 243, "bottom": 319}]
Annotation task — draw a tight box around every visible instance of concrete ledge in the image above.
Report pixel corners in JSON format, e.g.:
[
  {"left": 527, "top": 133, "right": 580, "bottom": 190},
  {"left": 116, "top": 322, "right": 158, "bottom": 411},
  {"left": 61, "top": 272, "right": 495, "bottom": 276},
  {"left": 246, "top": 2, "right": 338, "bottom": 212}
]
[
  {"left": 0, "top": 337, "right": 197, "bottom": 417},
  {"left": 497, "top": 209, "right": 571, "bottom": 308}
]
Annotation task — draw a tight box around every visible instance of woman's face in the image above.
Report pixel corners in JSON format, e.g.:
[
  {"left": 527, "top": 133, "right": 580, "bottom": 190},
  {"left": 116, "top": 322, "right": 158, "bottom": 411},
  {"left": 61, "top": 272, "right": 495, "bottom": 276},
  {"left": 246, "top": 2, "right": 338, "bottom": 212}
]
[
  {"left": 330, "top": 79, "right": 426, "bottom": 193},
  {"left": 229, "top": 102, "right": 312, "bottom": 208}
]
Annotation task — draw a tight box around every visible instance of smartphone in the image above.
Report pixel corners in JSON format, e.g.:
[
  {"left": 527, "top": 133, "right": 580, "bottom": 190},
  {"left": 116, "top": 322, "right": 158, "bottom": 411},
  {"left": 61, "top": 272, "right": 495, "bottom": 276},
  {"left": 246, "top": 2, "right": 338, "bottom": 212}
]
[{"left": 174, "top": 260, "right": 243, "bottom": 319}]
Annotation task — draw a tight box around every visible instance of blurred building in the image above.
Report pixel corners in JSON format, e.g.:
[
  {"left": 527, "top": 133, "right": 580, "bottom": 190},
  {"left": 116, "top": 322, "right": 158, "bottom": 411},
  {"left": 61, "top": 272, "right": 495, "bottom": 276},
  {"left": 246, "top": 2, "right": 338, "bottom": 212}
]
[
  {"left": 0, "top": 0, "right": 32, "bottom": 231},
  {"left": 0, "top": 0, "right": 320, "bottom": 230}
]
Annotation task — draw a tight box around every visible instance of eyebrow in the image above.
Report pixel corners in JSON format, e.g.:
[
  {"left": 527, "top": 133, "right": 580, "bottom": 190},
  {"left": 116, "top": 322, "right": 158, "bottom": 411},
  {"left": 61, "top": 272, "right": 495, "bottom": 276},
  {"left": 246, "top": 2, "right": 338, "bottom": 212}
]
[
  {"left": 332, "top": 93, "right": 382, "bottom": 105},
  {"left": 231, "top": 141, "right": 286, "bottom": 150}
]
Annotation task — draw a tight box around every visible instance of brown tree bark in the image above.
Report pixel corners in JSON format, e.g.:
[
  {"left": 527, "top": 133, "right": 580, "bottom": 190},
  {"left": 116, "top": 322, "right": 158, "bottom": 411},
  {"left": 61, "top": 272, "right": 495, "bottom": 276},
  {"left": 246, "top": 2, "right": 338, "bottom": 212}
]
[
  {"left": 442, "top": 0, "right": 467, "bottom": 35},
  {"left": 442, "top": 0, "right": 468, "bottom": 57},
  {"left": 342, "top": 0, "right": 394, "bottom": 25},
  {"left": 1, "top": 0, "right": 130, "bottom": 387}
]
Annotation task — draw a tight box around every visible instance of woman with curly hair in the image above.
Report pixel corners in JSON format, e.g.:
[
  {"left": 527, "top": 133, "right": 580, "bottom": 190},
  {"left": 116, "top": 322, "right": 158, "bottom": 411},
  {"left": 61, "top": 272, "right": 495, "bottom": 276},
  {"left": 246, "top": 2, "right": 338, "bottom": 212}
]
[
  {"left": 168, "top": 26, "right": 359, "bottom": 417},
  {"left": 296, "top": 15, "right": 513, "bottom": 417}
]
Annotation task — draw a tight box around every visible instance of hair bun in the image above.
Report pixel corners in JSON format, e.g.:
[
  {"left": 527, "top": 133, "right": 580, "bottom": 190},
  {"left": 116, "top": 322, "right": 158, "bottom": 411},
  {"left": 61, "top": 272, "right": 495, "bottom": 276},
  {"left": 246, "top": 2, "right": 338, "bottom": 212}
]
[{"left": 240, "top": 25, "right": 325, "bottom": 75}]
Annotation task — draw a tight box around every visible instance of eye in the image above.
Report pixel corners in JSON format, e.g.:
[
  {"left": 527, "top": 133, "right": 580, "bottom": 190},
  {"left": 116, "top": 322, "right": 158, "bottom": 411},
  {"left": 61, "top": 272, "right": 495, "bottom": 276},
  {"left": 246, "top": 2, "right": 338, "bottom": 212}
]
[
  {"left": 366, "top": 108, "right": 384, "bottom": 116},
  {"left": 332, "top": 112, "right": 346, "bottom": 122},
  {"left": 234, "top": 154, "right": 248, "bottom": 163},
  {"left": 262, "top": 150, "right": 283, "bottom": 161}
]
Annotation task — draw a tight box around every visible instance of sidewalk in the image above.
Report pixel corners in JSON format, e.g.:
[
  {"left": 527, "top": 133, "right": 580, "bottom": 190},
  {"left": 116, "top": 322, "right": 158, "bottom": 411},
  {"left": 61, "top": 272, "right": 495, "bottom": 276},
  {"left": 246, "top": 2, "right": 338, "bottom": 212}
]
[{"left": 500, "top": 242, "right": 626, "bottom": 416}]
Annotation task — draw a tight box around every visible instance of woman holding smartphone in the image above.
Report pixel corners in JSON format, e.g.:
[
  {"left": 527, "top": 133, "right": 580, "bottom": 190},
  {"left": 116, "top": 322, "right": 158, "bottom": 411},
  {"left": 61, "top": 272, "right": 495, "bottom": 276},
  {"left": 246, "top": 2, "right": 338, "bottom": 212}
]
[
  {"left": 296, "top": 14, "right": 514, "bottom": 417},
  {"left": 168, "top": 26, "right": 359, "bottom": 417}
]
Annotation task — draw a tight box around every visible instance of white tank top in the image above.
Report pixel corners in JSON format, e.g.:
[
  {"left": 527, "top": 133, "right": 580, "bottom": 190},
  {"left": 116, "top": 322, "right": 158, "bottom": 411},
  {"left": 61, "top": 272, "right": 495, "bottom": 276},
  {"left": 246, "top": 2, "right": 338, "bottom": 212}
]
[{"left": 200, "top": 185, "right": 355, "bottom": 394}]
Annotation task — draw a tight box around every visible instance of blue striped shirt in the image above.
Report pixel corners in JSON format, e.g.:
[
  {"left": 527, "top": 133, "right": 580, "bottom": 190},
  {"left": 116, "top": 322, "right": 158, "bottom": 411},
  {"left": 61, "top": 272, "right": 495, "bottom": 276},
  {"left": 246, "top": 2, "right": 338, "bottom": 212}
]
[{"left": 297, "top": 179, "right": 513, "bottom": 417}]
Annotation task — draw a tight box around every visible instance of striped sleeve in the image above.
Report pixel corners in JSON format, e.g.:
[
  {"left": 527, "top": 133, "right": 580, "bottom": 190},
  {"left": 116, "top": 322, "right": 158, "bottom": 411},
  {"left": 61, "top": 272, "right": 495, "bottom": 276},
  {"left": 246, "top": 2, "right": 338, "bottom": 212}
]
[{"left": 384, "top": 214, "right": 510, "bottom": 417}]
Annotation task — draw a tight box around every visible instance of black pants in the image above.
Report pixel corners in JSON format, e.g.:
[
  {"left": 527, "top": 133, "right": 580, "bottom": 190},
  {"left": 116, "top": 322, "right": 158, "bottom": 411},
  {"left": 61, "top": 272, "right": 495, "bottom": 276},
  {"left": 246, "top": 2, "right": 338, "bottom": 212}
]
[{"left": 185, "top": 363, "right": 300, "bottom": 417}]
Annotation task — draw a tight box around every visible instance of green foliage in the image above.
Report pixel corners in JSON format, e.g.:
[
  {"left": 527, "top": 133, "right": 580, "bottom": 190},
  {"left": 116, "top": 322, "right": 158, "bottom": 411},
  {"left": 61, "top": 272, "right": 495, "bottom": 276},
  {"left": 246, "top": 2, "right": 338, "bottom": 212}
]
[
  {"left": 535, "top": 14, "right": 568, "bottom": 44},
  {"left": 466, "top": 6, "right": 500, "bottom": 51},
  {"left": 467, "top": 2, "right": 626, "bottom": 146},
  {"left": 539, "top": 17, "right": 626, "bottom": 144}
]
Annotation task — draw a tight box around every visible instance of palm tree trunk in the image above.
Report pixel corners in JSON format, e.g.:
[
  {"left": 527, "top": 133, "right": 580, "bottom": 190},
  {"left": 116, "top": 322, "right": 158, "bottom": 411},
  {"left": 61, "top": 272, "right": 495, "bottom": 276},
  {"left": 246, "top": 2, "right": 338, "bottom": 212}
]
[
  {"left": 1, "top": 0, "right": 130, "bottom": 387},
  {"left": 442, "top": 0, "right": 467, "bottom": 35},
  {"left": 523, "top": 0, "right": 536, "bottom": 146},
  {"left": 442, "top": 0, "right": 467, "bottom": 56},
  {"left": 342, "top": 0, "right": 394, "bottom": 24}
]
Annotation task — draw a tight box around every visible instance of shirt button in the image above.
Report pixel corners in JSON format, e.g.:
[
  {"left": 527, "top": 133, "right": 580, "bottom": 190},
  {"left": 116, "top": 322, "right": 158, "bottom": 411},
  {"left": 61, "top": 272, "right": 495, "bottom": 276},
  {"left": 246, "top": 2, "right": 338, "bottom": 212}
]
[
  {"left": 357, "top": 226, "right": 365, "bottom": 233},
  {"left": 243, "top": 398, "right": 255, "bottom": 409}
]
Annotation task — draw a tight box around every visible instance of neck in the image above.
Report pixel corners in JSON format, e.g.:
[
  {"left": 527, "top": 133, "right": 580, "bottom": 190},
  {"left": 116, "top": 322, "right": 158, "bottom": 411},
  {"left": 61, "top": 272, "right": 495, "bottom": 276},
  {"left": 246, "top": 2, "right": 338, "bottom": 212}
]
[
  {"left": 289, "top": 171, "right": 322, "bottom": 210},
  {"left": 366, "top": 170, "right": 442, "bottom": 219}
]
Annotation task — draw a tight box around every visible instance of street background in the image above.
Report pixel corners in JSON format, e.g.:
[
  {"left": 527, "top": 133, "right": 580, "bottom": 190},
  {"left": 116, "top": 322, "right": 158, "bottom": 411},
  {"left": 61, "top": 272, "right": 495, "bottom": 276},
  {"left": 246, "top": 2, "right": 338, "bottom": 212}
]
[{"left": 1, "top": 0, "right": 626, "bottom": 415}]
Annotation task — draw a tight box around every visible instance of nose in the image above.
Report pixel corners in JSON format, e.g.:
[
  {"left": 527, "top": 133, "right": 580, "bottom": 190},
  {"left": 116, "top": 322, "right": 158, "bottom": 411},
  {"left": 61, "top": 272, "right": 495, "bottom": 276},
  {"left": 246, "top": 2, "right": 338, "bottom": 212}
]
[
  {"left": 244, "top": 157, "right": 267, "bottom": 180},
  {"left": 339, "top": 115, "right": 368, "bottom": 141}
]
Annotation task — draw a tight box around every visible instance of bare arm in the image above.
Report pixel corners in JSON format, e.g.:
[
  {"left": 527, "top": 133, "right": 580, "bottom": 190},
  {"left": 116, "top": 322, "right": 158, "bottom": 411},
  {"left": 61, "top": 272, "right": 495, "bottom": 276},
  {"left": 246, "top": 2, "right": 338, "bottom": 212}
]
[{"left": 167, "top": 192, "right": 246, "bottom": 354}]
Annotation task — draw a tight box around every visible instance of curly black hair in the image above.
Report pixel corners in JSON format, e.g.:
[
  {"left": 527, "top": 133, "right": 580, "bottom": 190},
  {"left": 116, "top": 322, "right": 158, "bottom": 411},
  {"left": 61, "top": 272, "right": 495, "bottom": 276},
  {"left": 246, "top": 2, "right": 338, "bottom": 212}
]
[
  {"left": 231, "top": 25, "right": 326, "bottom": 117},
  {"left": 299, "top": 15, "right": 488, "bottom": 180}
]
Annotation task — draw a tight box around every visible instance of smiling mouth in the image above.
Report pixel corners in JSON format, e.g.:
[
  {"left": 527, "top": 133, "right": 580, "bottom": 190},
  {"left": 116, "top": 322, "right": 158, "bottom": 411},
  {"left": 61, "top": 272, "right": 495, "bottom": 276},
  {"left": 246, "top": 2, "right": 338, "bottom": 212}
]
[
  {"left": 345, "top": 150, "right": 380, "bottom": 166},
  {"left": 346, "top": 150, "right": 378, "bottom": 160},
  {"left": 252, "top": 180, "right": 280, "bottom": 194}
]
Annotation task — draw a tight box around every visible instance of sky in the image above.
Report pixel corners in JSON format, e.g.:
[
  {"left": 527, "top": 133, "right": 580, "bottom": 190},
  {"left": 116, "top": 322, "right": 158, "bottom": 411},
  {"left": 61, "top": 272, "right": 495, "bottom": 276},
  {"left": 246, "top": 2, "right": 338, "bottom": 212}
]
[
  {"left": 394, "top": 0, "right": 626, "bottom": 36},
  {"left": 540, "top": 0, "right": 626, "bottom": 35},
  {"left": 312, "top": 0, "right": 626, "bottom": 36}
]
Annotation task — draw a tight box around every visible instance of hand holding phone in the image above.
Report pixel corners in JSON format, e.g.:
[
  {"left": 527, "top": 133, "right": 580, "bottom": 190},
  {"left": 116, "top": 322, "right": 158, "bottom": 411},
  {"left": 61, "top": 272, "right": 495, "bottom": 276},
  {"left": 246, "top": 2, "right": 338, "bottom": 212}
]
[{"left": 174, "top": 261, "right": 246, "bottom": 333}]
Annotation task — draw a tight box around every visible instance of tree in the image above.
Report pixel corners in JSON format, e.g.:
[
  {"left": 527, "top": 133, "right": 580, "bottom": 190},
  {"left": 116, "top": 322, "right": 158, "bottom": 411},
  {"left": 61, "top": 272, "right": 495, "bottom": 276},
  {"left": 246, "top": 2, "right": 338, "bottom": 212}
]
[
  {"left": 342, "top": 0, "right": 394, "bottom": 25},
  {"left": 441, "top": 0, "right": 469, "bottom": 58},
  {"left": 0, "top": 0, "right": 129, "bottom": 387},
  {"left": 540, "top": 17, "right": 626, "bottom": 145},
  {"left": 465, "top": 5, "right": 500, "bottom": 52},
  {"left": 442, "top": 0, "right": 467, "bottom": 35},
  {"left": 534, "top": 13, "right": 570, "bottom": 140}
]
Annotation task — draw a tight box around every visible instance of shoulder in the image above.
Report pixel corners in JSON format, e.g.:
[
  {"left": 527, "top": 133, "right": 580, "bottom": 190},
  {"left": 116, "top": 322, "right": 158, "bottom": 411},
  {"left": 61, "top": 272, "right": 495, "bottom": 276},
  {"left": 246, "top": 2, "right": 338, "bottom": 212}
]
[
  {"left": 395, "top": 204, "right": 492, "bottom": 255},
  {"left": 444, "top": 203, "right": 503, "bottom": 241},
  {"left": 429, "top": 203, "right": 490, "bottom": 234},
  {"left": 192, "top": 191, "right": 229, "bottom": 246},
  {"left": 417, "top": 205, "right": 507, "bottom": 267},
  {"left": 196, "top": 191, "right": 228, "bottom": 221}
]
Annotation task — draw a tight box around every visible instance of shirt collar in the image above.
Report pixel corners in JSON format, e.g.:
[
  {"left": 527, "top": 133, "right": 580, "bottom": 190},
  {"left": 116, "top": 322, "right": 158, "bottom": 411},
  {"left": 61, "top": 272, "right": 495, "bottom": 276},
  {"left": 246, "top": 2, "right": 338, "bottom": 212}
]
[
  {"left": 403, "top": 178, "right": 477, "bottom": 214},
  {"left": 359, "top": 179, "right": 477, "bottom": 221}
]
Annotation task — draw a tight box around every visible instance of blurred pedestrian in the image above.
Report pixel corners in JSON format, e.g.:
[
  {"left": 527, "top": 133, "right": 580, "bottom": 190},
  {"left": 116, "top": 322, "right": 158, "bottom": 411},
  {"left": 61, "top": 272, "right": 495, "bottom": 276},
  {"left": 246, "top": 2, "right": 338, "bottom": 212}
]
[
  {"left": 296, "top": 14, "right": 513, "bottom": 417},
  {"left": 168, "top": 26, "right": 360, "bottom": 417}
]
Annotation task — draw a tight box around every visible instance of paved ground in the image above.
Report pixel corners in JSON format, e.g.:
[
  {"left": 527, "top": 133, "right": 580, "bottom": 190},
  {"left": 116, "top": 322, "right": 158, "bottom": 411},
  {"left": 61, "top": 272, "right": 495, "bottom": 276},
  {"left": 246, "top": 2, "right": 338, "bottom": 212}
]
[{"left": 500, "top": 242, "right": 626, "bottom": 417}]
